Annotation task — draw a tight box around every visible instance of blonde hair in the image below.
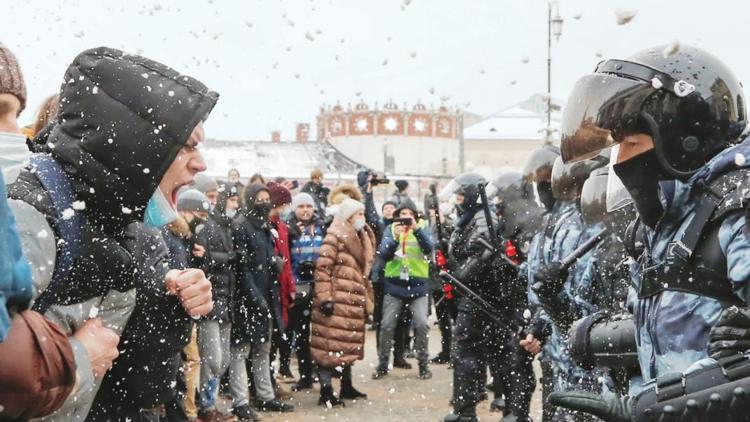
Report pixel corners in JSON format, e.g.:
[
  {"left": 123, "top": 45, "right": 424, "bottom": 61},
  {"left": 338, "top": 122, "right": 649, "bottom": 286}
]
[{"left": 31, "top": 94, "right": 59, "bottom": 137}]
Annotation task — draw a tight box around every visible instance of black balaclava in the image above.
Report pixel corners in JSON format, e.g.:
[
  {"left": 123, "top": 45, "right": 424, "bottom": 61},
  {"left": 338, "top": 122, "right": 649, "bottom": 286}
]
[
  {"left": 244, "top": 183, "right": 271, "bottom": 222},
  {"left": 612, "top": 149, "right": 666, "bottom": 228},
  {"left": 536, "top": 181, "right": 555, "bottom": 212}
]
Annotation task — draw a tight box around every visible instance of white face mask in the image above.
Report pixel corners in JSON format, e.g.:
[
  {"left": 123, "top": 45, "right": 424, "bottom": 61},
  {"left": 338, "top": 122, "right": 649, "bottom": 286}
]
[
  {"left": 144, "top": 188, "right": 179, "bottom": 228},
  {"left": 225, "top": 208, "right": 237, "bottom": 219},
  {"left": 352, "top": 218, "right": 367, "bottom": 232}
]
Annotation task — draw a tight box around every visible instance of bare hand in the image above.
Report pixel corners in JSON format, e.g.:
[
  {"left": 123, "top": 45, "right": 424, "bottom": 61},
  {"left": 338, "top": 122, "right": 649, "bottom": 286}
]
[
  {"left": 165, "top": 269, "right": 214, "bottom": 317},
  {"left": 73, "top": 318, "right": 120, "bottom": 379},
  {"left": 192, "top": 244, "right": 206, "bottom": 258},
  {"left": 281, "top": 180, "right": 295, "bottom": 191},
  {"left": 520, "top": 333, "right": 542, "bottom": 355},
  {"left": 393, "top": 223, "right": 405, "bottom": 236}
]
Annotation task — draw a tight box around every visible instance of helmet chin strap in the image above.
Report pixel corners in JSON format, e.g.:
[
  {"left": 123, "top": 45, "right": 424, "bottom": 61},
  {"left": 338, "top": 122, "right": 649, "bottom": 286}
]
[{"left": 640, "top": 112, "right": 698, "bottom": 180}]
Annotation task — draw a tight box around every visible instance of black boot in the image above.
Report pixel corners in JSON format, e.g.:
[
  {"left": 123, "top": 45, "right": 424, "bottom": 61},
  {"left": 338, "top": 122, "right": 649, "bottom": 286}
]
[
  {"left": 418, "top": 362, "right": 432, "bottom": 380},
  {"left": 430, "top": 352, "right": 451, "bottom": 364},
  {"left": 371, "top": 362, "right": 389, "bottom": 379},
  {"left": 318, "top": 385, "right": 345, "bottom": 408},
  {"left": 232, "top": 404, "right": 261, "bottom": 422},
  {"left": 339, "top": 366, "right": 367, "bottom": 400},
  {"left": 443, "top": 409, "right": 478, "bottom": 422},
  {"left": 393, "top": 354, "right": 413, "bottom": 369}
]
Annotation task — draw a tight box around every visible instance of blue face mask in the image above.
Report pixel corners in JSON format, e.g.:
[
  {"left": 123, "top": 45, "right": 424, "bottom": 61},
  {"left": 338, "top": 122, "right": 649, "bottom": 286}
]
[{"left": 144, "top": 188, "right": 179, "bottom": 228}]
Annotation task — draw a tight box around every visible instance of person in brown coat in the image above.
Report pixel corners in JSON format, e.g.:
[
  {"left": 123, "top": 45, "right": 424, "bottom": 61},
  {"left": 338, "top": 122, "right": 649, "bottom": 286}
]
[{"left": 311, "top": 198, "right": 376, "bottom": 408}]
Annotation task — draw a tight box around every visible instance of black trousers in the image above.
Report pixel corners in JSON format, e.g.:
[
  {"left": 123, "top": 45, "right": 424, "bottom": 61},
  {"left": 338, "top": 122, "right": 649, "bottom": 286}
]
[
  {"left": 451, "top": 306, "right": 534, "bottom": 419},
  {"left": 432, "top": 289, "right": 457, "bottom": 357},
  {"left": 289, "top": 293, "right": 314, "bottom": 383}
]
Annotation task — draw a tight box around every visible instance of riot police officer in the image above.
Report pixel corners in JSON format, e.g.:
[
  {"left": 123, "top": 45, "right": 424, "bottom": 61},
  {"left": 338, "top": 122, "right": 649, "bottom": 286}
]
[
  {"left": 441, "top": 173, "right": 523, "bottom": 422},
  {"left": 485, "top": 171, "right": 547, "bottom": 420},
  {"left": 524, "top": 154, "right": 608, "bottom": 421},
  {"left": 550, "top": 45, "right": 750, "bottom": 420}
]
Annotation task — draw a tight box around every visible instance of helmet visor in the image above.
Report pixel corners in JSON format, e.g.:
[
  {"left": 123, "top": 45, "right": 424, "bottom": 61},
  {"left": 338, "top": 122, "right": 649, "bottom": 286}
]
[
  {"left": 580, "top": 167, "right": 608, "bottom": 225},
  {"left": 605, "top": 145, "right": 634, "bottom": 212},
  {"left": 560, "top": 72, "right": 652, "bottom": 163}
]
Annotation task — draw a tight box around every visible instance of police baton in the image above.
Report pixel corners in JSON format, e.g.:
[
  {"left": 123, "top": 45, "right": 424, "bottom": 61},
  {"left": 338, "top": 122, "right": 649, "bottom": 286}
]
[
  {"left": 531, "top": 228, "right": 609, "bottom": 293},
  {"left": 559, "top": 228, "right": 609, "bottom": 271},
  {"left": 438, "top": 270, "right": 521, "bottom": 332}
]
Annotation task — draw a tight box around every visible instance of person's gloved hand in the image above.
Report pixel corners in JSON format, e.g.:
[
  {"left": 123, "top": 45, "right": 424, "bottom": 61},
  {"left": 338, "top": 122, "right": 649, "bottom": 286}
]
[
  {"left": 709, "top": 306, "right": 750, "bottom": 359},
  {"left": 548, "top": 391, "right": 633, "bottom": 422},
  {"left": 531, "top": 261, "right": 568, "bottom": 300},
  {"left": 321, "top": 301, "right": 335, "bottom": 317}
]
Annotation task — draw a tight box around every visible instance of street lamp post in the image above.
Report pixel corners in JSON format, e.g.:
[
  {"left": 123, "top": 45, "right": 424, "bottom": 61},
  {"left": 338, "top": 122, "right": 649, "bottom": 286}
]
[{"left": 546, "top": 1, "right": 563, "bottom": 143}]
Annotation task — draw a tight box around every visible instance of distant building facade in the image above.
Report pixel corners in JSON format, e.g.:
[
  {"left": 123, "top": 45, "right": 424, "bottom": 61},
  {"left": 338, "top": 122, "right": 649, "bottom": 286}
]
[{"left": 316, "top": 100, "right": 462, "bottom": 177}]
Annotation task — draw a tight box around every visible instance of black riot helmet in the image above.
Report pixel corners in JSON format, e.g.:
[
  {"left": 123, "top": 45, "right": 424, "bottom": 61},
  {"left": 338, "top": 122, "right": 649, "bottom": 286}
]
[
  {"left": 440, "top": 172, "right": 487, "bottom": 214},
  {"left": 486, "top": 172, "right": 545, "bottom": 241},
  {"left": 560, "top": 45, "right": 747, "bottom": 179},
  {"left": 522, "top": 144, "right": 560, "bottom": 210},
  {"left": 551, "top": 152, "right": 609, "bottom": 201},
  {"left": 581, "top": 167, "right": 634, "bottom": 235}
]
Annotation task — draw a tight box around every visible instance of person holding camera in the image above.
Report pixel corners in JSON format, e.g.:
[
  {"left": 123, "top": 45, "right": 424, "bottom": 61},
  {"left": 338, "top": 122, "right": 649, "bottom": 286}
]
[
  {"left": 286, "top": 192, "right": 326, "bottom": 392},
  {"left": 372, "top": 198, "right": 434, "bottom": 381},
  {"left": 230, "top": 183, "right": 294, "bottom": 420}
]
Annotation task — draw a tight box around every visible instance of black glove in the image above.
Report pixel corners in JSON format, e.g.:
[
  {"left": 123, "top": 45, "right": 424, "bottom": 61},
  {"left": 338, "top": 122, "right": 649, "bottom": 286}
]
[
  {"left": 709, "top": 306, "right": 750, "bottom": 359},
  {"left": 531, "top": 261, "right": 568, "bottom": 300},
  {"left": 321, "top": 301, "right": 335, "bottom": 317},
  {"left": 549, "top": 391, "right": 633, "bottom": 422},
  {"left": 294, "top": 291, "right": 309, "bottom": 307}
]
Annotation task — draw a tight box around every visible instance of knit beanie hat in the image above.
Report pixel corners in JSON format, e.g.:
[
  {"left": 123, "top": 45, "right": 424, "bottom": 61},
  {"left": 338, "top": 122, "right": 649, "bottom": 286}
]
[
  {"left": 267, "top": 181, "right": 292, "bottom": 207},
  {"left": 0, "top": 44, "right": 27, "bottom": 113},
  {"left": 193, "top": 173, "right": 219, "bottom": 194},
  {"left": 292, "top": 192, "right": 315, "bottom": 209},
  {"left": 395, "top": 179, "right": 409, "bottom": 191},
  {"left": 337, "top": 198, "right": 365, "bottom": 221},
  {"left": 176, "top": 189, "right": 210, "bottom": 213},
  {"left": 381, "top": 199, "right": 398, "bottom": 211}
]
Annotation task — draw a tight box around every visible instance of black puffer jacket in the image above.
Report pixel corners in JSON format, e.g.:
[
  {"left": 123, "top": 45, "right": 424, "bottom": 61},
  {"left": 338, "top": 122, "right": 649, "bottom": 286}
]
[
  {"left": 195, "top": 183, "right": 239, "bottom": 321},
  {"left": 8, "top": 47, "right": 218, "bottom": 419},
  {"left": 232, "top": 184, "right": 282, "bottom": 345}
]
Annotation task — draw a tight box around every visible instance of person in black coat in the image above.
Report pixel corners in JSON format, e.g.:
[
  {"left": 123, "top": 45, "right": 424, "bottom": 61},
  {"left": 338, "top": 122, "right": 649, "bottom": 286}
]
[
  {"left": 7, "top": 47, "right": 218, "bottom": 421},
  {"left": 229, "top": 184, "right": 293, "bottom": 418},
  {"left": 193, "top": 182, "right": 244, "bottom": 420}
]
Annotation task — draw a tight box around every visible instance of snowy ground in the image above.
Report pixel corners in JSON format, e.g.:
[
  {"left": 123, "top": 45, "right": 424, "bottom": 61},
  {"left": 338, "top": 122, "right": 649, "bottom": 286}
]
[{"left": 218, "top": 322, "right": 543, "bottom": 421}]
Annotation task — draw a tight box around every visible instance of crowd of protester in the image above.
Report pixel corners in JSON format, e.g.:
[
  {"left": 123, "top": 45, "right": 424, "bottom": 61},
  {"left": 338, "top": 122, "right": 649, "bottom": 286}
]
[{"left": 0, "top": 43, "right": 465, "bottom": 422}]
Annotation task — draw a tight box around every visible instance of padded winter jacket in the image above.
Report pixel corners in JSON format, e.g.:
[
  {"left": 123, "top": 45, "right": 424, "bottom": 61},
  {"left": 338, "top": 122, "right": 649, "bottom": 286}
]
[{"left": 310, "top": 217, "right": 375, "bottom": 368}]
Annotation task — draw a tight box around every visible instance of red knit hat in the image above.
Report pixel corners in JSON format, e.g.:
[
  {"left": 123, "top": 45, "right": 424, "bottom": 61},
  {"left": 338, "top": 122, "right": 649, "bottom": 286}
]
[{"left": 267, "top": 182, "right": 292, "bottom": 207}]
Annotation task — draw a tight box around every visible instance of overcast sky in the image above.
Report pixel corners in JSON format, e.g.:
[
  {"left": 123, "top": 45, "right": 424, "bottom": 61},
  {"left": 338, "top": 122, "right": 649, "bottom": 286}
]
[{"left": 3, "top": 0, "right": 748, "bottom": 140}]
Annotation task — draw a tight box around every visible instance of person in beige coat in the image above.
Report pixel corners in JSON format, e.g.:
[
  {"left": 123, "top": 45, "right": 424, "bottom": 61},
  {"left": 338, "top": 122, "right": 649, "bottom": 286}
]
[{"left": 310, "top": 198, "right": 376, "bottom": 407}]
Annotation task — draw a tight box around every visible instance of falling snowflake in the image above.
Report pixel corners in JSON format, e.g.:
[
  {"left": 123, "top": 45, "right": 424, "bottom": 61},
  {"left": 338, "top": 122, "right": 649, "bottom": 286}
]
[
  {"left": 61, "top": 208, "right": 75, "bottom": 220},
  {"left": 615, "top": 9, "right": 637, "bottom": 25},
  {"left": 122, "top": 206, "right": 133, "bottom": 214},
  {"left": 37, "top": 230, "right": 49, "bottom": 239},
  {"left": 72, "top": 200, "right": 86, "bottom": 210},
  {"left": 735, "top": 153, "right": 746, "bottom": 166},
  {"left": 662, "top": 41, "right": 680, "bottom": 58}
]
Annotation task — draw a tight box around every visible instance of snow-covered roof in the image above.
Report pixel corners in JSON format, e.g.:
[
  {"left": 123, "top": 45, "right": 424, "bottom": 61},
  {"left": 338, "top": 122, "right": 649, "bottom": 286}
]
[
  {"left": 463, "top": 94, "right": 564, "bottom": 141},
  {"left": 201, "top": 140, "right": 364, "bottom": 180},
  {"left": 463, "top": 106, "right": 560, "bottom": 141}
]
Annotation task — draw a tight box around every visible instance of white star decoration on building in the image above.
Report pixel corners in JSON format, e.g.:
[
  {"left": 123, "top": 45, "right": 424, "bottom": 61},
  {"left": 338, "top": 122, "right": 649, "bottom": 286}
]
[
  {"left": 413, "top": 118, "right": 427, "bottom": 133},
  {"left": 355, "top": 118, "right": 369, "bottom": 132},
  {"left": 384, "top": 117, "right": 399, "bottom": 132}
]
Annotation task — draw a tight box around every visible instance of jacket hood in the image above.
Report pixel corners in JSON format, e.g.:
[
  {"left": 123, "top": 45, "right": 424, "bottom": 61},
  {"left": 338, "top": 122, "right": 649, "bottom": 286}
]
[
  {"left": 689, "top": 135, "right": 750, "bottom": 185},
  {"left": 328, "top": 184, "right": 362, "bottom": 205},
  {"left": 42, "top": 47, "right": 218, "bottom": 222}
]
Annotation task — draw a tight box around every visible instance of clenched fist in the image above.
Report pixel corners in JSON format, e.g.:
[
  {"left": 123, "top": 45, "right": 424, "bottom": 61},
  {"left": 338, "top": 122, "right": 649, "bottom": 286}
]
[
  {"left": 165, "top": 269, "right": 214, "bottom": 318},
  {"left": 73, "top": 318, "right": 120, "bottom": 379}
]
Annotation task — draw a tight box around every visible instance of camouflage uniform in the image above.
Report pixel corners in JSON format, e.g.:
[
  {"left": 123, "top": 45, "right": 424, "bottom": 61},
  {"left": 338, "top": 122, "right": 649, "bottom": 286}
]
[
  {"left": 526, "top": 201, "right": 603, "bottom": 420},
  {"left": 632, "top": 141, "right": 750, "bottom": 384}
]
